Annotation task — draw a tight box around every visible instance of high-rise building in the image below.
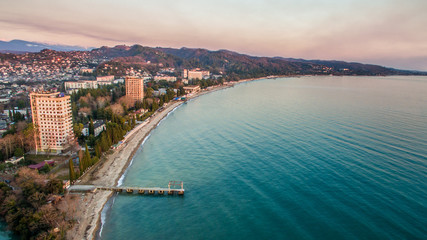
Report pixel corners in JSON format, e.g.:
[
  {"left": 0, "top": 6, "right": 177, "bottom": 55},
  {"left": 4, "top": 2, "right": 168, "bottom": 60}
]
[
  {"left": 29, "top": 92, "right": 74, "bottom": 153},
  {"left": 125, "top": 77, "right": 144, "bottom": 102}
]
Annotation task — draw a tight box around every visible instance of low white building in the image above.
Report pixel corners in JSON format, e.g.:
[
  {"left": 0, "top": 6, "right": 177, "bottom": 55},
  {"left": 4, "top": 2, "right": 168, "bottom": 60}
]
[
  {"left": 154, "top": 75, "right": 177, "bottom": 82},
  {"left": 113, "top": 78, "right": 125, "bottom": 84},
  {"left": 80, "top": 68, "right": 95, "bottom": 74},
  {"left": 97, "top": 81, "right": 114, "bottom": 87},
  {"left": 65, "top": 80, "right": 98, "bottom": 91},
  {"left": 96, "top": 75, "right": 115, "bottom": 82},
  {"left": 183, "top": 85, "right": 201, "bottom": 94},
  {"left": 82, "top": 120, "right": 106, "bottom": 137}
]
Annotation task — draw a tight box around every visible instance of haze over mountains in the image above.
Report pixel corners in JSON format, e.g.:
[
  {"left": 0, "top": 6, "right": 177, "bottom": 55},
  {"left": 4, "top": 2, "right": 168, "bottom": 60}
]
[
  {"left": 0, "top": 39, "right": 93, "bottom": 53},
  {"left": 0, "top": 40, "right": 425, "bottom": 78}
]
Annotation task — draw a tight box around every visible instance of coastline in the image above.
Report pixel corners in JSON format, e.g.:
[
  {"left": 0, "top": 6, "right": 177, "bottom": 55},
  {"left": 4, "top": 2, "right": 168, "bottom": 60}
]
[{"left": 67, "top": 78, "right": 264, "bottom": 240}]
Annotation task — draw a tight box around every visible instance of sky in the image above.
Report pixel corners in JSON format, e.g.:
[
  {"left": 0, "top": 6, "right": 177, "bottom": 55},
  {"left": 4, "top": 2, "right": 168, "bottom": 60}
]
[{"left": 1, "top": 0, "right": 427, "bottom": 71}]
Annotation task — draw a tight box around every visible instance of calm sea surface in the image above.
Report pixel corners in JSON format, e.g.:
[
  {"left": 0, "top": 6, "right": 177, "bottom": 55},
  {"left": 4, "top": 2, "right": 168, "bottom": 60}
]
[{"left": 100, "top": 76, "right": 427, "bottom": 240}]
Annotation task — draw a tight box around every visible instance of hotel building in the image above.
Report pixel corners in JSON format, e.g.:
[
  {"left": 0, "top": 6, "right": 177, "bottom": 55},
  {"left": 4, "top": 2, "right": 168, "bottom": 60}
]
[
  {"left": 125, "top": 77, "right": 144, "bottom": 102},
  {"left": 30, "top": 92, "right": 74, "bottom": 153},
  {"left": 182, "top": 69, "right": 210, "bottom": 80}
]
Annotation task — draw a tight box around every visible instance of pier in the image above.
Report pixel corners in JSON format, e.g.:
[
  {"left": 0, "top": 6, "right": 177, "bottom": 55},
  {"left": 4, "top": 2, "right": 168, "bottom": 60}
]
[{"left": 68, "top": 181, "right": 185, "bottom": 196}]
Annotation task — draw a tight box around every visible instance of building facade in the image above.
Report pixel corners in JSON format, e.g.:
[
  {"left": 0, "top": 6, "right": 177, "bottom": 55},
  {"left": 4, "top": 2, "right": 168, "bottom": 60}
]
[
  {"left": 65, "top": 80, "right": 98, "bottom": 91},
  {"left": 154, "top": 75, "right": 177, "bottom": 82},
  {"left": 97, "top": 81, "right": 114, "bottom": 87},
  {"left": 182, "top": 69, "right": 210, "bottom": 80},
  {"left": 125, "top": 77, "right": 144, "bottom": 102},
  {"left": 30, "top": 92, "right": 74, "bottom": 153},
  {"left": 183, "top": 85, "right": 201, "bottom": 94},
  {"left": 96, "top": 75, "right": 115, "bottom": 82},
  {"left": 82, "top": 120, "right": 106, "bottom": 137}
]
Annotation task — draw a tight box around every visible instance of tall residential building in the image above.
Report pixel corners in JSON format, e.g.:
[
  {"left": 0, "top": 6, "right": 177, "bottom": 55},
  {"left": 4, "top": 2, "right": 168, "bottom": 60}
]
[
  {"left": 30, "top": 92, "right": 74, "bottom": 153},
  {"left": 125, "top": 77, "right": 144, "bottom": 102}
]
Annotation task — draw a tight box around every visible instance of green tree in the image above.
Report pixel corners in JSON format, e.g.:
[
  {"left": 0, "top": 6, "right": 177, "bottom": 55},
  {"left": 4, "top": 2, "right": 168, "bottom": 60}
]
[
  {"left": 14, "top": 148, "right": 24, "bottom": 157},
  {"left": 73, "top": 123, "right": 84, "bottom": 139},
  {"left": 146, "top": 87, "right": 154, "bottom": 98},
  {"left": 99, "top": 134, "right": 109, "bottom": 152},
  {"left": 39, "top": 163, "right": 51, "bottom": 174},
  {"left": 91, "top": 156, "right": 99, "bottom": 166},
  {"left": 89, "top": 119, "right": 95, "bottom": 136},
  {"left": 71, "top": 102, "right": 78, "bottom": 121},
  {"left": 95, "top": 143, "right": 101, "bottom": 158},
  {"left": 84, "top": 144, "right": 91, "bottom": 170},
  {"left": 142, "top": 99, "right": 148, "bottom": 109},
  {"left": 13, "top": 112, "right": 24, "bottom": 122},
  {"left": 78, "top": 150, "right": 84, "bottom": 174},
  {"left": 87, "top": 135, "right": 96, "bottom": 147},
  {"left": 17, "top": 99, "right": 26, "bottom": 109},
  {"left": 152, "top": 100, "right": 159, "bottom": 112},
  {"left": 167, "top": 88, "right": 175, "bottom": 100},
  {"left": 179, "top": 86, "right": 185, "bottom": 96},
  {"left": 131, "top": 116, "right": 136, "bottom": 128},
  {"left": 69, "top": 159, "right": 76, "bottom": 183},
  {"left": 46, "top": 179, "right": 64, "bottom": 194}
]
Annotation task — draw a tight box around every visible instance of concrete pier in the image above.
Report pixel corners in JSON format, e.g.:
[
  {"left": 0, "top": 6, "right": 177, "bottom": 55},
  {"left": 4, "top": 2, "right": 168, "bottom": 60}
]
[{"left": 68, "top": 181, "right": 185, "bottom": 196}]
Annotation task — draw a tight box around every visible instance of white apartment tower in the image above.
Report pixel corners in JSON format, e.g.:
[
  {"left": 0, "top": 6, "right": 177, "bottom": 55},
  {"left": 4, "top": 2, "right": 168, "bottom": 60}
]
[{"left": 30, "top": 92, "right": 74, "bottom": 153}]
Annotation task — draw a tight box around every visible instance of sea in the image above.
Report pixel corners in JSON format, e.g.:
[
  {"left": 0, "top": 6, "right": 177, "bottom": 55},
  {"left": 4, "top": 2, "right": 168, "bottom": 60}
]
[
  {"left": 98, "top": 76, "right": 427, "bottom": 240},
  {"left": 40, "top": 76, "right": 416, "bottom": 239}
]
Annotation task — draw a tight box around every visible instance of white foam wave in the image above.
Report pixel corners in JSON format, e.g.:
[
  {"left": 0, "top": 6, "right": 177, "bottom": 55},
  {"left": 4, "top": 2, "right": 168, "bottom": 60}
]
[
  {"left": 117, "top": 133, "right": 152, "bottom": 186},
  {"left": 156, "top": 104, "right": 182, "bottom": 127},
  {"left": 98, "top": 195, "right": 116, "bottom": 238}
]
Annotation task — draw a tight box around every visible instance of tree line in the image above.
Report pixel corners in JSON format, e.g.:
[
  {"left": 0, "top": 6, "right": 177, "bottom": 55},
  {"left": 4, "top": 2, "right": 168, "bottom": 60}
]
[{"left": 0, "top": 168, "right": 68, "bottom": 239}]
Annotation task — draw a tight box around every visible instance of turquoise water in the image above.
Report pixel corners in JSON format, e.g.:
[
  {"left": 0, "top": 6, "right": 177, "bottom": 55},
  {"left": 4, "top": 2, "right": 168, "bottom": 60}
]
[
  {"left": 100, "top": 76, "right": 427, "bottom": 240},
  {"left": 0, "top": 222, "right": 14, "bottom": 240}
]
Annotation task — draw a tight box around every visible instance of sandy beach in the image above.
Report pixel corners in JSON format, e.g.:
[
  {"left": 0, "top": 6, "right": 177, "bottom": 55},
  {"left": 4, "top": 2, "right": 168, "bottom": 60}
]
[{"left": 66, "top": 82, "right": 241, "bottom": 240}]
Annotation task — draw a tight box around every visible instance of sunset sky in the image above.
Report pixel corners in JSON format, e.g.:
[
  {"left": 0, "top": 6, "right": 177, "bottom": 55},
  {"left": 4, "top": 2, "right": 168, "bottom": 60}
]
[{"left": 1, "top": 0, "right": 426, "bottom": 70}]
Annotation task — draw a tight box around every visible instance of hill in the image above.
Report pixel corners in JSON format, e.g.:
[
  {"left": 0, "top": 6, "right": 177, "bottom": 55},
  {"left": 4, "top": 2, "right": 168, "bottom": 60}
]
[{"left": 91, "top": 45, "right": 423, "bottom": 78}]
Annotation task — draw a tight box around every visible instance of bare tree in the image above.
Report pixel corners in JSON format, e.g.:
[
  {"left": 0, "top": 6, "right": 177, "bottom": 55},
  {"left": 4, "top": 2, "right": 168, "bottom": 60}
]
[
  {"left": 2, "top": 135, "right": 15, "bottom": 159},
  {"left": 64, "top": 134, "right": 80, "bottom": 154}
]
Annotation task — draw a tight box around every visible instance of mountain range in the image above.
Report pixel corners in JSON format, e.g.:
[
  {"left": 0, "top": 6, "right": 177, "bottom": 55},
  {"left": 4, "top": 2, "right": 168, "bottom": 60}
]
[
  {"left": 92, "top": 45, "right": 423, "bottom": 77},
  {"left": 0, "top": 40, "right": 425, "bottom": 77}
]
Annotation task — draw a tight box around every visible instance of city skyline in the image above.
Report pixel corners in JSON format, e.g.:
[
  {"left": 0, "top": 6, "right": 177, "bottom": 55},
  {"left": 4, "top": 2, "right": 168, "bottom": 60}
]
[{"left": 1, "top": 0, "right": 427, "bottom": 71}]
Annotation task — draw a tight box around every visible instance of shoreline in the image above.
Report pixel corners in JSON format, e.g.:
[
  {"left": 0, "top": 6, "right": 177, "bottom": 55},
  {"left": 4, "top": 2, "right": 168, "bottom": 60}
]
[{"left": 67, "top": 77, "right": 265, "bottom": 240}]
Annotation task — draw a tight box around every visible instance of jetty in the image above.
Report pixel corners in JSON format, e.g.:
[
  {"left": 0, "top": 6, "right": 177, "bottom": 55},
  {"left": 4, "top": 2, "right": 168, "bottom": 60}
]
[{"left": 68, "top": 181, "right": 185, "bottom": 196}]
